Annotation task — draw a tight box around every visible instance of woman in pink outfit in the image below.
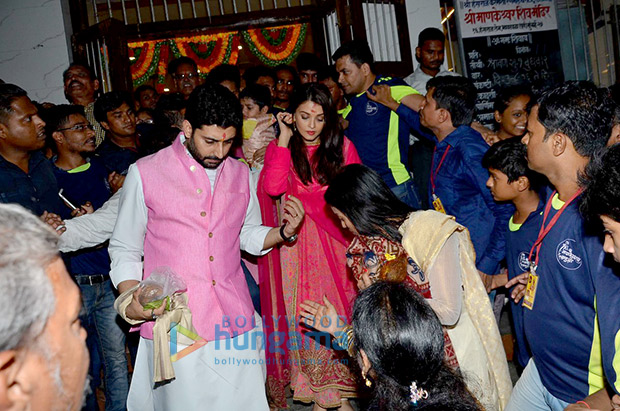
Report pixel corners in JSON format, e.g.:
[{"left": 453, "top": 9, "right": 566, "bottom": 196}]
[{"left": 260, "top": 83, "right": 361, "bottom": 410}]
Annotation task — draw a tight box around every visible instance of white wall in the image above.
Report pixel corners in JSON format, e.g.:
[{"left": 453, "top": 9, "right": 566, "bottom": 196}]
[
  {"left": 405, "top": 0, "right": 444, "bottom": 72},
  {"left": 0, "top": 0, "right": 72, "bottom": 104}
]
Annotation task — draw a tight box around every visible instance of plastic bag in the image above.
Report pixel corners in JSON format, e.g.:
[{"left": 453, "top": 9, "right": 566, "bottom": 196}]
[{"left": 137, "top": 266, "right": 187, "bottom": 310}]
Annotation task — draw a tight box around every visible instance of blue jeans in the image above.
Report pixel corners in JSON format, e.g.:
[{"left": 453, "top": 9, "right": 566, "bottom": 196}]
[
  {"left": 506, "top": 359, "right": 570, "bottom": 411},
  {"left": 390, "top": 179, "right": 421, "bottom": 209},
  {"left": 78, "top": 277, "right": 129, "bottom": 411},
  {"left": 241, "top": 260, "right": 261, "bottom": 315}
]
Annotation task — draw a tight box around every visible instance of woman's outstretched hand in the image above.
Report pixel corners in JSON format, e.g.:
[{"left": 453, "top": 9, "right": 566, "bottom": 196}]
[{"left": 299, "top": 295, "right": 346, "bottom": 337}]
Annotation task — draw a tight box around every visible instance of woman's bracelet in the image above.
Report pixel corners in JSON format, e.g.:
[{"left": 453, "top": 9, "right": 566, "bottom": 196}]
[{"left": 333, "top": 325, "right": 355, "bottom": 356}]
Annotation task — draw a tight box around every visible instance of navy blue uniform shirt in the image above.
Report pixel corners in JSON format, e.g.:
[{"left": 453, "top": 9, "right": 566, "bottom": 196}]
[
  {"left": 0, "top": 150, "right": 63, "bottom": 215},
  {"left": 505, "top": 198, "right": 545, "bottom": 368},
  {"left": 523, "top": 191, "right": 619, "bottom": 402}
]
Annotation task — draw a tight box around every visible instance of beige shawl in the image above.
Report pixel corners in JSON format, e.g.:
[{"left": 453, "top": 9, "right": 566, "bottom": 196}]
[
  {"left": 114, "top": 286, "right": 198, "bottom": 383},
  {"left": 400, "top": 210, "right": 513, "bottom": 410}
]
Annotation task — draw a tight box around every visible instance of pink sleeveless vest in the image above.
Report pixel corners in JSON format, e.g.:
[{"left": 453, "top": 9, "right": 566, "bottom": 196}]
[{"left": 136, "top": 135, "right": 255, "bottom": 340}]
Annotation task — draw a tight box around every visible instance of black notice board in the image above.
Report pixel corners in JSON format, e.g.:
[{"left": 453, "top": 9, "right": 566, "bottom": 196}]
[{"left": 463, "top": 30, "right": 564, "bottom": 125}]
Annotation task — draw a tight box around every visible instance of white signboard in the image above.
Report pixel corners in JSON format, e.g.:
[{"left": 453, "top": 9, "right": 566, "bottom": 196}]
[{"left": 457, "top": 0, "right": 558, "bottom": 38}]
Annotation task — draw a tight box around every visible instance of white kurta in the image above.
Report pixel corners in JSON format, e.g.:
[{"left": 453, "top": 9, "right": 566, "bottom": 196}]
[{"left": 111, "top": 136, "right": 272, "bottom": 410}]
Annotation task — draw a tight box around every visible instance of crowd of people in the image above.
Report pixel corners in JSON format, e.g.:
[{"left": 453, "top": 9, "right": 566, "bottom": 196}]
[{"left": 1, "top": 25, "right": 620, "bottom": 411}]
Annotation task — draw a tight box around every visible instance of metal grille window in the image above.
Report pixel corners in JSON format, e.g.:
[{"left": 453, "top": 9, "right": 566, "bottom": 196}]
[
  {"left": 556, "top": 0, "right": 619, "bottom": 86},
  {"left": 362, "top": 1, "right": 401, "bottom": 62}
]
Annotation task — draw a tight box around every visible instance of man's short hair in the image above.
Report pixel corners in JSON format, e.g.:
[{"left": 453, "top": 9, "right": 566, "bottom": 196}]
[
  {"left": 318, "top": 65, "right": 339, "bottom": 83},
  {"left": 0, "top": 204, "right": 58, "bottom": 351},
  {"left": 332, "top": 40, "right": 375, "bottom": 73},
  {"left": 580, "top": 143, "right": 620, "bottom": 223},
  {"left": 242, "top": 66, "right": 277, "bottom": 86},
  {"left": 296, "top": 53, "right": 323, "bottom": 72},
  {"left": 482, "top": 136, "right": 544, "bottom": 190},
  {"left": 40, "top": 104, "right": 85, "bottom": 141},
  {"left": 94, "top": 91, "right": 134, "bottom": 123},
  {"left": 418, "top": 27, "right": 445, "bottom": 47},
  {"left": 427, "top": 76, "right": 477, "bottom": 127},
  {"left": 207, "top": 64, "right": 241, "bottom": 90},
  {"left": 537, "top": 81, "right": 615, "bottom": 157},
  {"left": 167, "top": 56, "right": 198, "bottom": 76},
  {"left": 133, "top": 85, "right": 157, "bottom": 102},
  {"left": 184, "top": 83, "right": 242, "bottom": 133},
  {"left": 155, "top": 92, "right": 186, "bottom": 129},
  {"left": 274, "top": 64, "right": 299, "bottom": 84},
  {"left": 63, "top": 62, "right": 98, "bottom": 82},
  {"left": 240, "top": 84, "right": 271, "bottom": 109},
  {"left": 0, "top": 83, "right": 27, "bottom": 125}
]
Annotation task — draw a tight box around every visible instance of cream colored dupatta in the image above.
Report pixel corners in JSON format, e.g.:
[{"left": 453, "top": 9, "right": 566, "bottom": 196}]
[{"left": 399, "top": 210, "right": 512, "bottom": 410}]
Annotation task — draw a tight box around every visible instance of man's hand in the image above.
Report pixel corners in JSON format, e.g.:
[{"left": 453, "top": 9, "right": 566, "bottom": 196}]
[
  {"left": 108, "top": 172, "right": 126, "bottom": 193},
  {"left": 366, "top": 85, "right": 399, "bottom": 111},
  {"left": 479, "top": 271, "right": 508, "bottom": 293},
  {"left": 281, "top": 195, "right": 305, "bottom": 238},
  {"left": 471, "top": 121, "right": 499, "bottom": 146},
  {"left": 41, "top": 211, "right": 66, "bottom": 234},
  {"left": 118, "top": 280, "right": 165, "bottom": 322},
  {"left": 506, "top": 272, "right": 529, "bottom": 303},
  {"left": 71, "top": 202, "right": 94, "bottom": 217}
]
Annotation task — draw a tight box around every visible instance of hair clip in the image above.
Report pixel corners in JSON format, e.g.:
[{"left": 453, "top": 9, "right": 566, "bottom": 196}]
[{"left": 409, "top": 381, "right": 429, "bottom": 406}]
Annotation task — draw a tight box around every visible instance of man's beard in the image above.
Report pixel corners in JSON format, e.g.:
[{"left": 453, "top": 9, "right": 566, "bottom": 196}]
[{"left": 186, "top": 136, "right": 224, "bottom": 169}]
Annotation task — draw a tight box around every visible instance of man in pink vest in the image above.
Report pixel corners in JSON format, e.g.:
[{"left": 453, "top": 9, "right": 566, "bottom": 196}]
[{"left": 109, "top": 83, "right": 304, "bottom": 410}]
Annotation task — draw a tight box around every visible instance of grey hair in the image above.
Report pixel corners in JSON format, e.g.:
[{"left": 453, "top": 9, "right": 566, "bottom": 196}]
[{"left": 0, "top": 204, "right": 58, "bottom": 351}]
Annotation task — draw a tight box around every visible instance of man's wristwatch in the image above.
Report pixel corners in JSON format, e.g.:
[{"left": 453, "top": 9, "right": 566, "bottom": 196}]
[{"left": 280, "top": 224, "right": 298, "bottom": 243}]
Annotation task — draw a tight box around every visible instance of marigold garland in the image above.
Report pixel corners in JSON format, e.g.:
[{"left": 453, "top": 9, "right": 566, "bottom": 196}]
[
  {"left": 128, "top": 23, "right": 307, "bottom": 91},
  {"left": 128, "top": 32, "right": 239, "bottom": 91},
  {"left": 241, "top": 23, "right": 307, "bottom": 66}
]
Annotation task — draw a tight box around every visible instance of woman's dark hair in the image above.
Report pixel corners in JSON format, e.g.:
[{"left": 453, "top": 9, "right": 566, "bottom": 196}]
[
  {"left": 324, "top": 164, "right": 414, "bottom": 242},
  {"left": 353, "top": 282, "right": 481, "bottom": 410},
  {"left": 288, "top": 83, "right": 344, "bottom": 185},
  {"left": 493, "top": 85, "right": 535, "bottom": 115}
]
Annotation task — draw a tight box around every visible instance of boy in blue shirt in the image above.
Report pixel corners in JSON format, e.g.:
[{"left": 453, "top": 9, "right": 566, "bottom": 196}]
[{"left": 482, "top": 136, "right": 545, "bottom": 372}]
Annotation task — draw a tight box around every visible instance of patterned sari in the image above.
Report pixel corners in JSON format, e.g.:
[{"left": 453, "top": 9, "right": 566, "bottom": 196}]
[{"left": 345, "top": 235, "right": 459, "bottom": 369}]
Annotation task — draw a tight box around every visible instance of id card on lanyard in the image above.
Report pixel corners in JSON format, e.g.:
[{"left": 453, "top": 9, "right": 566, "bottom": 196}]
[
  {"left": 430, "top": 145, "right": 450, "bottom": 214},
  {"left": 523, "top": 189, "right": 582, "bottom": 310}
]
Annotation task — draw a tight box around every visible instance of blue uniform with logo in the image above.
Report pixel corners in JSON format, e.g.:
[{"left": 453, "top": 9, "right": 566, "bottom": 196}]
[
  {"left": 505, "top": 199, "right": 544, "bottom": 369},
  {"left": 342, "top": 76, "right": 418, "bottom": 189},
  {"left": 522, "top": 191, "right": 618, "bottom": 402}
]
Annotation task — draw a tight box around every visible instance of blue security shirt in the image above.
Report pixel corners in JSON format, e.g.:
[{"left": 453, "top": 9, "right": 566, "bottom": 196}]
[
  {"left": 52, "top": 156, "right": 112, "bottom": 276},
  {"left": 95, "top": 138, "right": 141, "bottom": 175},
  {"left": 523, "top": 191, "right": 619, "bottom": 402},
  {"left": 0, "top": 151, "right": 63, "bottom": 215},
  {"left": 505, "top": 199, "right": 545, "bottom": 368},
  {"left": 395, "top": 104, "right": 513, "bottom": 275},
  {"left": 342, "top": 76, "right": 418, "bottom": 189}
]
